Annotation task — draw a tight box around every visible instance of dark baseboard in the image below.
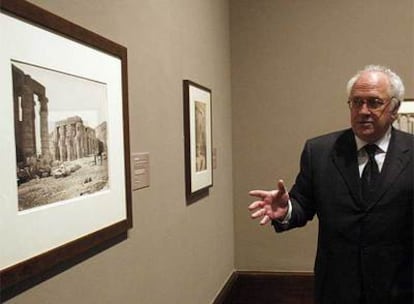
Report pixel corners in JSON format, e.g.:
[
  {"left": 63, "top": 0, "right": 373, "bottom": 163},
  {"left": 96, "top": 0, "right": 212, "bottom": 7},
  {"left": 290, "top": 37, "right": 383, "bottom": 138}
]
[{"left": 214, "top": 271, "right": 314, "bottom": 304}]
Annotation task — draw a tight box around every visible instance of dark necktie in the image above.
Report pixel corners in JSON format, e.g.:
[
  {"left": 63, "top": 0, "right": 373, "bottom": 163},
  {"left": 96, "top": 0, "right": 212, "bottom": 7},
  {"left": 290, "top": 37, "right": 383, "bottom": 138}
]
[{"left": 361, "top": 144, "right": 379, "bottom": 204}]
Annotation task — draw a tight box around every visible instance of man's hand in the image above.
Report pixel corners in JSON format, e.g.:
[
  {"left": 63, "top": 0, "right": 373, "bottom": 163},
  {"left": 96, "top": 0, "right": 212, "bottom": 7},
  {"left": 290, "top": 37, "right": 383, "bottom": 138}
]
[{"left": 248, "top": 180, "right": 290, "bottom": 225}]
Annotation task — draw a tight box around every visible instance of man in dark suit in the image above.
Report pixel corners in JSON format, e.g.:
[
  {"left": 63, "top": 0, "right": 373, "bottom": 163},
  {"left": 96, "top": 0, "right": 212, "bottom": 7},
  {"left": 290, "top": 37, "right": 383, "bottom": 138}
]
[{"left": 248, "top": 65, "right": 413, "bottom": 304}]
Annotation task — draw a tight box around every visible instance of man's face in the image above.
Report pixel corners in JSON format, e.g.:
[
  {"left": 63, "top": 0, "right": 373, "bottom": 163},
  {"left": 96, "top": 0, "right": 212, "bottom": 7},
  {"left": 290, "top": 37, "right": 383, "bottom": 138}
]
[{"left": 349, "top": 71, "right": 397, "bottom": 143}]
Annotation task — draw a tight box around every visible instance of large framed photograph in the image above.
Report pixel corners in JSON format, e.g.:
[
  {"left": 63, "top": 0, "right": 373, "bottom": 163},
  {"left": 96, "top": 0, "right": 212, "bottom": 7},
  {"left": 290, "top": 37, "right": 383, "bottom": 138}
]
[
  {"left": 0, "top": 0, "right": 132, "bottom": 299},
  {"left": 393, "top": 98, "right": 414, "bottom": 134},
  {"left": 183, "top": 80, "right": 213, "bottom": 203}
]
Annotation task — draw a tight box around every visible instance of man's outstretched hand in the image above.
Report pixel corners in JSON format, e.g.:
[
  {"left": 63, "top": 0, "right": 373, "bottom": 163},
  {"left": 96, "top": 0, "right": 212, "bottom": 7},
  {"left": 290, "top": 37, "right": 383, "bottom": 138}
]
[{"left": 248, "top": 180, "right": 290, "bottom": 225}]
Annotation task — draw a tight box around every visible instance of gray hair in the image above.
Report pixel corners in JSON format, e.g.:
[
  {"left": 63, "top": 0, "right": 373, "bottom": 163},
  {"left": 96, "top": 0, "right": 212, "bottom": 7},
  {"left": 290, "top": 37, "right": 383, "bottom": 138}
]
[{"left": 346, "top": 65, "right": 405, "bottom": 108}]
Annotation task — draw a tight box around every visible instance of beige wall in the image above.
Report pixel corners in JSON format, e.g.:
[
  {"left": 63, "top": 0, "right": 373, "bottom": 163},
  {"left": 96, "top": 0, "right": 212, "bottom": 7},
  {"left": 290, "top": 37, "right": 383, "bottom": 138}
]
[
  {"left": 8, "top": 1, "right": 234, "bottom": 304},
  {"left": 231, "top": 0, "right": 413, "bottom": 271}
]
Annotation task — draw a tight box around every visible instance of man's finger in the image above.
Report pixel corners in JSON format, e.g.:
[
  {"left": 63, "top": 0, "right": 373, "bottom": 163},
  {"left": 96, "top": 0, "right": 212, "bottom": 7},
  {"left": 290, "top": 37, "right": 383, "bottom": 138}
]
[
  {"left": 248, "top": 200, "right": 264, "bottom": 210},
  {"left": 251, "top": 208, "right": 265, "bottom": 219},
  {"left": 260, "top": 215, "right": 270, "bottom": 225},
  {"left": 249, "top": 190, "right": 269, "bottom": 198},
  {"left": 277, "top": 179, "right": 287, "bottom": 194}
]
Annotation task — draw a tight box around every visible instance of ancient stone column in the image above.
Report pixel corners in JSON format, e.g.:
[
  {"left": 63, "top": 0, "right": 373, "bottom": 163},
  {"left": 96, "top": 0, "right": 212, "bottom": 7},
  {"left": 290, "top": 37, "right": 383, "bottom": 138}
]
[
  {"left": 85, "top": 128, "right": 92, "bottom": 155},
  {"left": 39, "top": 96, "right": 50, "bottom": 157},
  {"left": 14, "top": 93, "right": 23, "bottom": 162},
  {"left": 21, "top": 81, "right": 36, "bottom": 159},
  {"left": 65, "top": 124, "right": 75, "bottom": 161},
  {"left": 74, "top": 122, "right": 85, "bottom": 159},
  {"left": 50, "top": 129, "right": 59, "bottom": 161},
  {"left": 58, "top": 126, "right": 66, "bottom": 161}
]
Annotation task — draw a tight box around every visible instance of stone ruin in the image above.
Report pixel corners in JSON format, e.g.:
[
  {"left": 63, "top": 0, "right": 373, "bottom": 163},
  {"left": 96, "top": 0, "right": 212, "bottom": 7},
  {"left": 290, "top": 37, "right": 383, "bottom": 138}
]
[
  {"left": 50, "top": 116, "right": 104, "bottom": 162},
  {"left": 13, "top": 64, "right": 50, "bottom": 164},
  {"left": 12, "top": 64, "right": 106, "bottom": 184}
]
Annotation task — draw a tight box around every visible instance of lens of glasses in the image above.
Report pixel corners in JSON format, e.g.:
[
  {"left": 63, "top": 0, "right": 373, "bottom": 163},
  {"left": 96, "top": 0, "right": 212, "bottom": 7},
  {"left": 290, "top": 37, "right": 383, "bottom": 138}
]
[{"left": 349, "top": 97, "right": 385, "bottom": 110}]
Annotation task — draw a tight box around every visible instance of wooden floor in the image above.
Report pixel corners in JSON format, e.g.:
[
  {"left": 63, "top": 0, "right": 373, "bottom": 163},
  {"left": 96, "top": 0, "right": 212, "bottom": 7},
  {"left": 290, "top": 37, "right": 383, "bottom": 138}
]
[{"left": 215, "top": 271, "right": 314, "bottom": 304}]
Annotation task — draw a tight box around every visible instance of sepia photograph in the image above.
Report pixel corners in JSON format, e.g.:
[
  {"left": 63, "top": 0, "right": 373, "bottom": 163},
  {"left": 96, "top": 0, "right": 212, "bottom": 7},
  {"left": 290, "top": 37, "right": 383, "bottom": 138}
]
[
  {"left": 195, "top": 101, "right": 207, "bottom": 172},
  {"left": 393, "top": 98, "right": 414, "bottom": 134},
  {"left": 12, "top": 61, "right": 109, "bottom": 211}
]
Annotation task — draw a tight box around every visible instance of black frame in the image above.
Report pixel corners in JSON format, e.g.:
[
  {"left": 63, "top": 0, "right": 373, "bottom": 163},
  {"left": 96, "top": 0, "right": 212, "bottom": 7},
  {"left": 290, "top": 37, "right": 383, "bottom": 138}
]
[{"left": 183, "top": 79, "right": 213, "bottom": 203}]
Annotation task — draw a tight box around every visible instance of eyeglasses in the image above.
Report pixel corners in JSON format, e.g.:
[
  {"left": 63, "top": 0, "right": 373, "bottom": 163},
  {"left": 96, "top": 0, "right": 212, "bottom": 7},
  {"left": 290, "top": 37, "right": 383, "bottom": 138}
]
[{"left": 347, "top": 97, "right": 388, "bottom": 110}]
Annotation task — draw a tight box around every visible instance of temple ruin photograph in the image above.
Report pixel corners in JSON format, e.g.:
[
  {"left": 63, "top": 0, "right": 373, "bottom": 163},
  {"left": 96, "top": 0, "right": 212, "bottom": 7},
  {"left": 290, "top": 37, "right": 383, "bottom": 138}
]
[
  {"left": 394, "top": 113, "right": 414, "bottom": 134},
  {"left": 393, "top": 100, "right": 414, "bottom": 135},
  {"left": 12, "top": 60, "right": 109, "bottom": 211}
]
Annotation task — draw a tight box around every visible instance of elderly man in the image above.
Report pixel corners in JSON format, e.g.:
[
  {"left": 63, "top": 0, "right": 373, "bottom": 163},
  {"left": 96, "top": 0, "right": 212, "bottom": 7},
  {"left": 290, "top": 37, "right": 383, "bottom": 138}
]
[{"left": 249, "top": 65, "right": 413, "bottom": 304}]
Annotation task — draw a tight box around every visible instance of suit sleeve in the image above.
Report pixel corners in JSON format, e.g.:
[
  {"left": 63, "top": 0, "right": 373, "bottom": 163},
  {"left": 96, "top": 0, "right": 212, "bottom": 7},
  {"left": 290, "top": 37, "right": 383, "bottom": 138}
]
[{"left": 273, "top": 140, "right": 317, "bottom": 232}]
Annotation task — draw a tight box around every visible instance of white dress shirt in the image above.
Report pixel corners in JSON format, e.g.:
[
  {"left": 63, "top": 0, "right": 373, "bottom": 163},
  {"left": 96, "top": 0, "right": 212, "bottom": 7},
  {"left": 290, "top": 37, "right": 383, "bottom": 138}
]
[{"left": 355, "top": 127, "right": 391, "bottom": 175}]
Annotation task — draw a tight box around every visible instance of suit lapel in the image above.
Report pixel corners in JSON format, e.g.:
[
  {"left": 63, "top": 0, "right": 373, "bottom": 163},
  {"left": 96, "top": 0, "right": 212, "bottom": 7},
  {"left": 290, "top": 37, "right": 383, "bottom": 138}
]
[
  {"left": 331, "top": 129, "right": 362, "bottom": 205},
  {"left": 368, "top": 129, "right": 412, "bottom": 209}
]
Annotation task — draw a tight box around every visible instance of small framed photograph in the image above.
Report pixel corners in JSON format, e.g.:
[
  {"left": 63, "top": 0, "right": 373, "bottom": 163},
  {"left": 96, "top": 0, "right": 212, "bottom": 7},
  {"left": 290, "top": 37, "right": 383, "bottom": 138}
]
[
  {"left": 183, "top": 80, "right": 213, "bottom": 203},
  {"left": 394, "top": 98, "right": 414, "bottom": 134},
  {"left": 0, "top": 0, "right": 131, "bottom": 299}
]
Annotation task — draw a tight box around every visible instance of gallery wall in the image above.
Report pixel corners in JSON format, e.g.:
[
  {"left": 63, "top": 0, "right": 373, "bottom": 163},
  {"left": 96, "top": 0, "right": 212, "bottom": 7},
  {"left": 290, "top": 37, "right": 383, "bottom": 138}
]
[
  {"left": 7, "top": 0, "right": 234, "bottom": 303},
  {"left": 231, "top": 0, "right": 413, "bottom": 272}
]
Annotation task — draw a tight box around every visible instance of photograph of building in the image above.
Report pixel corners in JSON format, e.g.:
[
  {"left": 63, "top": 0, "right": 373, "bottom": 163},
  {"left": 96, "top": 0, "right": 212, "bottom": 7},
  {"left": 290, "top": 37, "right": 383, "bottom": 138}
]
[{"left": 12, "top": 62, "right": 108, "bottom": 211}]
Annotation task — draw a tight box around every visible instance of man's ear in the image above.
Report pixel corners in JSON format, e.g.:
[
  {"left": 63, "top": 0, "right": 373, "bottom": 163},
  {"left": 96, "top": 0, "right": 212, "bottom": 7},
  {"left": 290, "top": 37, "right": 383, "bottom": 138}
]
[{"left": 391, "top": 98, "right": 401, "bottom": 118}]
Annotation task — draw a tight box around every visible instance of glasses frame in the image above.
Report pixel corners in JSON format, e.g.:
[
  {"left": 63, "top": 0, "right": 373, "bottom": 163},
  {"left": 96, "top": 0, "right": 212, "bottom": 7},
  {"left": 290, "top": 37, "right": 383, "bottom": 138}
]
[{"left": 347, "top": 96, "right": 393, "bottom": 111}]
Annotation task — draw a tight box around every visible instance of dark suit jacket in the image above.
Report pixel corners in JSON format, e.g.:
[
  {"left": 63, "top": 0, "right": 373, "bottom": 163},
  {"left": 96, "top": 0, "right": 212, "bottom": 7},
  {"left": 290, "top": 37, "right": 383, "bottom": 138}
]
[{"left": 274, "top": 128, "right": 413, "bottom": 304}]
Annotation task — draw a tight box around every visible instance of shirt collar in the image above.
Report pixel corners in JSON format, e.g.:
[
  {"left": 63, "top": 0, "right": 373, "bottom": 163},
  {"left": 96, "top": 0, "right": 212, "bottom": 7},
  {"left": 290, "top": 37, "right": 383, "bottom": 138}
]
[{"left": 354, "top": 127, "right": 392, "bottom": 153}]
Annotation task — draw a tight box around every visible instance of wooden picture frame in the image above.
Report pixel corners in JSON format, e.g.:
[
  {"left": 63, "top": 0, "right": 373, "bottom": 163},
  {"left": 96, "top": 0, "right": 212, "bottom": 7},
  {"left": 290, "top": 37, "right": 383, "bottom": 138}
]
[
  {"left": 0, "top": 0, "right": 132, "bottom": 300},
  {"left": 183, "top": 80, "right": 213, "bottom": 203},
  {"left": 394, "top": 98, "right": 414, "bottom": 134}
]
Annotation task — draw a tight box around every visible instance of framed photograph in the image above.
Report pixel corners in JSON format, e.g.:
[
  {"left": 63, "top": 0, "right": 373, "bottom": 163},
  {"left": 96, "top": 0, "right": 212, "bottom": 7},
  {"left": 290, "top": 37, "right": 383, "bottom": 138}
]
[
  {"left": 0, "top": 0, "right": 132, "bottom": 300},
  {"left": 183, "top": 80, "right": 213, "bottom": 203},
  {"left": 393, "top": 98, "right": 414, "bottom": 134}
]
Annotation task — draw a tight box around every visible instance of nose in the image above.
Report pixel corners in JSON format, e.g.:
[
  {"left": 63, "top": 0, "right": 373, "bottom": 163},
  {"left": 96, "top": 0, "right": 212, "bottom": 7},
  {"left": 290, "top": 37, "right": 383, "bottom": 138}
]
[{"left": 358, "top": 102, "right": 371, "bottom": 114}]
